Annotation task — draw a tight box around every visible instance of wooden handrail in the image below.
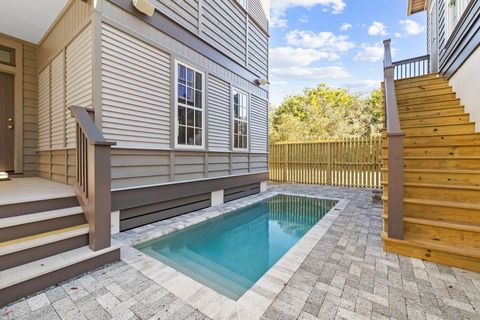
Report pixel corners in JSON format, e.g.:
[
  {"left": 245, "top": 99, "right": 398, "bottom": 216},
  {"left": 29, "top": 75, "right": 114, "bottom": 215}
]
[
  {"left": 70, "top": 106, "right": 116, "bottom": 251},
  {"left": 383, "top": 39, "right": 404, "bottom": 240},
  {"left": 392, "top": 54, "right": 430, "bottom": 80}
]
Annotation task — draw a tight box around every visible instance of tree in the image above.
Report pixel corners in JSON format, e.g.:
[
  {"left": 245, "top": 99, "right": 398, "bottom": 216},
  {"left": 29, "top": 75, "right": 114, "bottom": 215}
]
[{"left": 269, "top": 84, "right": 383, "bottom": 143}]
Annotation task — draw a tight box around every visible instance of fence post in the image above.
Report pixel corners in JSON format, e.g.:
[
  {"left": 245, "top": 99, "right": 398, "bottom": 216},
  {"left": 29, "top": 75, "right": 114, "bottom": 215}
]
[{"left": 327, "top": 142, "right": 332, "bottom": 185}]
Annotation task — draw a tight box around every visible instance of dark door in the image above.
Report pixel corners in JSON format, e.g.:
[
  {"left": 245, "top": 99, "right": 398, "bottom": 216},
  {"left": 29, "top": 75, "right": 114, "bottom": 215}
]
[{"left": 0, "top": 72, "right": 14, "bottom": 172}]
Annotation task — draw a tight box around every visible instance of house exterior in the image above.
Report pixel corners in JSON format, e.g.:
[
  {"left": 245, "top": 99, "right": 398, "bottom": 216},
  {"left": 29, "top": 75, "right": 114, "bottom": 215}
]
[
  {"left": 381, "top": 0, "right": 479, "bottom": 272},
  {"left": 0, "top": 0, "right": 269, "bottom": 306}
]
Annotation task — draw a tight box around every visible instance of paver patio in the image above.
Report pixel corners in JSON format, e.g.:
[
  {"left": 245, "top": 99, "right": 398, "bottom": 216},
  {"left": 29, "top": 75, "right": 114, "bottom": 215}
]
[{"left": 1, "top": 183, "right": 479, "bottom": 320}]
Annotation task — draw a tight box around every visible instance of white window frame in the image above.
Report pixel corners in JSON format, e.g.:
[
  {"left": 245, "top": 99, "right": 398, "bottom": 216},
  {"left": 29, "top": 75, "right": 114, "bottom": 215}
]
[
  {"left": 237, "top": 0, "right": 247, "bottom": 9},
  {"left": 232, "top": 87, "right": 249, "bottom": 151},
  {"left": 446, "top": 0, "right": 471, "bottom": 39},
  {"left": 174, "top": 60, "right": 206, "bottom": 150}
]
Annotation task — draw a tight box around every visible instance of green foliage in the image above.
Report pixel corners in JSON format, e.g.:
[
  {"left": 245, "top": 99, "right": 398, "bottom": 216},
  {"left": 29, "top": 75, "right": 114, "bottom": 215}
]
[{"left": 269, "top": 84, "right": 383, "bottom": 143}]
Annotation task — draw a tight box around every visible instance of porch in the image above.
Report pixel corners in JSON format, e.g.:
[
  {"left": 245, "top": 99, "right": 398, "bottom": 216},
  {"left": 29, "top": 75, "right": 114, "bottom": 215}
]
[{"left": 0, "top": 178, "right": 74, "bottom": 206}]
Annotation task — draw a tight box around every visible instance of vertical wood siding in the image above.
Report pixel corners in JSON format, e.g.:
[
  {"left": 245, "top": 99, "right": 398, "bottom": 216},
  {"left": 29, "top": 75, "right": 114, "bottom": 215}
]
[
  {"left": 200, "top": 0, "right": 247, "bottom": 66},
  {"left": 208, "top": 75, "right": 231, "bottom": 151},
  {"left": 22, "top": 43, "right": 37, "bottom": 176},
  {"left": 38, "top": 68, "right": 50, "bottom": 151},
  {"left": 37, "top": 0, "right": 92, "bottom": 71},
  {"left": 247, "top": 21, "right": 268, "bottom": 79},
  {"left": 66, "top": 25, "right": 93, "bottom": 149},
  {"left": 50, "top": 53, "right": 65, "bottom": 149},
  {"left": 250, "top": 94, "right": 268, "bottom": 153},
  {"left": 152, "top": 0, "right": 199, "bottom": 34},
  {"left": 101, "top": 24, "right": 172, "bottom": 149}
]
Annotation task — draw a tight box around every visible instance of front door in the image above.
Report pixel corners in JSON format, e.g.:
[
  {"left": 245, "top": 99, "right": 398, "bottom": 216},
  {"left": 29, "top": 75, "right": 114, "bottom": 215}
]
[
  {"left": 429, "top": 1, "right": 439, "bottom": 73},
  {"left": 0, "top": 72, "right": 14, "bottom": 172}
]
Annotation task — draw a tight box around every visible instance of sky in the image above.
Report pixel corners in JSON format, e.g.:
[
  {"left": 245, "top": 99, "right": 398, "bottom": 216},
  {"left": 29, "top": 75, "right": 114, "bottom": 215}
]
[{"left": 269, "top": 0, "right": 428, "bottom": 106}]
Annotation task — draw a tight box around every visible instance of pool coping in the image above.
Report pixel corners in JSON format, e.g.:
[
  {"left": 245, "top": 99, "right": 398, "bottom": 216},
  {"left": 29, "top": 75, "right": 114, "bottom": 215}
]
[{"left": 115, "top": 190, "right": 349, "bottom": 320}]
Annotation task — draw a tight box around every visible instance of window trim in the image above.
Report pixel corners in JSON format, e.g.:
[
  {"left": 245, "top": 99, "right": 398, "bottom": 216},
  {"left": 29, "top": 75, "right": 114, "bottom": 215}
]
[
  {"left": 445, "top": 0, "right": 472, "bottom": 41},
  {"left": 174, "top": 59, "right": 206, "bottom": 150},
  {"left": 231, "top": 87, "right": 249, "bottom": 152},
  {"left": 0, "top": 45, "right": 15, "bottom": 67}
]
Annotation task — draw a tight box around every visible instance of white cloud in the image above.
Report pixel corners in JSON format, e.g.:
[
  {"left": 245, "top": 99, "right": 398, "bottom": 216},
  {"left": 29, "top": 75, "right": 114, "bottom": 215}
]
[
  {"left": 340, "top": 23, "right": 352, "bottom": 31},
  {"left": 270, "top": 66, "right": 351, "bottom": 80},
  {"left": 368, "top": 21, "right": 388, "bottom": 36},
  {"left": 286, "top": 30, "right": 355, "bottom": 52},
  {"left": 270, "top": 0, "right": 346, "bottom": 14},
  {"left": 354, "top": 43, "right": 394, "bottom": 62},
  {"left": 270, "top": 0, "right": 346, "bottom": 28},
  {"left": 395, "top": 32, "right": 402, "bottom": 38},
  {"left": 270, "top": 47, "right": 338, "bottom": 68},
  {"left": 400, "top": 19, "right": 426, "bottom": 35},
  {"left": 341, "top": 80, "right": 380, "bottom": 93},
  {"left": 299, "top": 15, "right": 309, "bottom": 23}
]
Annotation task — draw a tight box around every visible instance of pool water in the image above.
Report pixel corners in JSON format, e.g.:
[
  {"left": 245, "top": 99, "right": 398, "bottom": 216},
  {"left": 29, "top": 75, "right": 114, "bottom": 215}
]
[{"left": 136, "top": 194, "right": 337, "bottom": 300}]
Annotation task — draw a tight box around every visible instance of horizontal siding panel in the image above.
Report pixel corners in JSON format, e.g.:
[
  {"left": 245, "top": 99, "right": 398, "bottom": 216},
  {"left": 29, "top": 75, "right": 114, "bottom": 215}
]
[
  {"left": 101, "top": 23, "right": 171, "bottom": 149},
  {"left": 66, "top": 25, "right": 93, "bottom": 148},
  {"left": 208, "top": 76, "right": 231, "bottom": 151},
  {"left": 248, "top": 21, "right": 268, "bottom": 79},
  {"left": 250, "top": 95, "right": 268, "bottom": 153},
  {"left": 247, "top": 0, "right": 268, "bottom": 32},
  {"left": 152, "top": 0, "right": 199, "bottom": 34},
  {"left": 23, "top": 43, "right": 38, "bottom": 175}
]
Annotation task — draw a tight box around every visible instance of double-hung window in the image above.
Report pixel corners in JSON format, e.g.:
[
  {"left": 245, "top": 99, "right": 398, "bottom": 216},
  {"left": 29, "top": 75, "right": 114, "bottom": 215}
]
[
  {"left": 176, "top": 61, "right": 204, "bottom": 148},
  {"left": 446, "top": 0, "right": 471, "bottom": 38},
  {"left": 232, "top": 89, "right": 248, "bottom": 150}
]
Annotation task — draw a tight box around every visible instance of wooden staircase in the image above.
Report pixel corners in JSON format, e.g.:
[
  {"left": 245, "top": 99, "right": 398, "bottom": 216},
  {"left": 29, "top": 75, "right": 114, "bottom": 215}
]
[
  {"left": 0, "top": 194, "right": 120, "bottom": 306},
  {"left": 382, "top": 73, "right": 480, "bottom": 272}
]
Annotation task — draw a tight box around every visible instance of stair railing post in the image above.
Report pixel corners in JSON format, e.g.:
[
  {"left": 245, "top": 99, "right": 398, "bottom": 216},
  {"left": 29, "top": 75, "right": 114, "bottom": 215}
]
[{"left": 383, "top": 39, "right": 405, "bottom": 240}]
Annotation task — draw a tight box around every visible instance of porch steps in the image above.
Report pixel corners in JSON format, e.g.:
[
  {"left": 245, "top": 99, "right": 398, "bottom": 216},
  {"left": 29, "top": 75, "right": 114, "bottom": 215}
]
[
  {"left": 0, "top": 242, "right": 121, "bottom": 307},
  {"left": 382, "top": 73, "right": 480, "bottom": 272},
  {"left": 0, "top": 197, "right": 119, "bottom": 307}
]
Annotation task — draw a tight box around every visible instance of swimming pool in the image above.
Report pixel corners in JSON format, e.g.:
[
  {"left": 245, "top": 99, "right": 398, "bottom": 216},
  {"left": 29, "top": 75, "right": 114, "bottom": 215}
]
[{"left": 136, "top": 194, "right": 337, "bottom": 300}]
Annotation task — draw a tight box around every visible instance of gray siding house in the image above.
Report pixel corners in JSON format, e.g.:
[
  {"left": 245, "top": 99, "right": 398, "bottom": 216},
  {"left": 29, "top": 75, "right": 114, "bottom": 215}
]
[{"left": 0, "top": 0, "right": 269, "bottom": 305}]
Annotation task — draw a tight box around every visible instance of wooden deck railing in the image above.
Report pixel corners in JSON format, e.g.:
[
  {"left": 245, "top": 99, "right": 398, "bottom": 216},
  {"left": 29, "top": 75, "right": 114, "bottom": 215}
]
[
  {"left": 269, "top": 138, "right": 382, "bottom": 188},
  {"left": 383, "top": 39, "right": 404, "bottom": 240},
  {"left": 70, "top": 106, "right": 116, "bottom": 251},
  {"left": 393, "top": 54, "right": 430, "bottom": 80}
]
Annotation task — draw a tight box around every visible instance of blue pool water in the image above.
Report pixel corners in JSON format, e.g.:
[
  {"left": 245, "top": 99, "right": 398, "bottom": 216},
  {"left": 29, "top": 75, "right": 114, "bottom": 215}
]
[{"left": 136, "top": 194, "right": 337, "bottom": 300}]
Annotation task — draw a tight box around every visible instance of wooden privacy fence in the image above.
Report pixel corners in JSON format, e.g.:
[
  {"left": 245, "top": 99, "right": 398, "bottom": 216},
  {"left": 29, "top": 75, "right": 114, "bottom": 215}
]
[{"left": 269, "top": 138, "right": 383, "bottom": 188}]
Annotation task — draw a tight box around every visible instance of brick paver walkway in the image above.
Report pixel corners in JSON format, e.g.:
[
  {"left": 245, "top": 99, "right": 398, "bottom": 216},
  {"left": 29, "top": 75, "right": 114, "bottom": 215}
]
[{"left": 2, "top": 184, "right": 479, "bottom": 320}]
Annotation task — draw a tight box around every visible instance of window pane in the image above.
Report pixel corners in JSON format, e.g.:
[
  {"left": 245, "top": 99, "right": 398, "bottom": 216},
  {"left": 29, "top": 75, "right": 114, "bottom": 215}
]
[
  {"left": 195, "top": 72, "right": 202, "bottom": 90},
  {"left": 187, "top": 108, "right": 195, "bottom": 126},
  {"left": 178, "top": 84, "right": 186, "bottom": 104},
  {"left": 242, "top": 122, "right": 248, "bottom": 135},
  {"left": 178, "top": 126, "right": 186, "bottom": 145},
  {"left": 195, "top": 129, "right": 202, "bottom": 146},
  {"left": 178, "top": 65, "right": 186, "bottom": 85},
  {"left": 178, "top": 107, "right": 186, "bottom": 125},
  {"left": 187, "top": 127, "right": 195, "bottom": 145},
  {"left": 186, "top": 88, "right": 194, "bottom": 106},
  {"left": 195, "top": 110, "right": 202, "bottom": 128},
  {"left": 234, "top": 92, "right": 239, "bottom": 105},
  {"left": 242, "top": 107, "right": 248, "bottom": 121},
  {"left": 234, "top": 105, "right": 239, "bottom": 119},
  {"left": 187, "top": 69, "right": 194, "bottom": 87},
  {"left": 242, "top": 135, "right": 247, "bottom": 149},
  {"left": 195, "top": 90, "right": 202, "bottom": 109}
]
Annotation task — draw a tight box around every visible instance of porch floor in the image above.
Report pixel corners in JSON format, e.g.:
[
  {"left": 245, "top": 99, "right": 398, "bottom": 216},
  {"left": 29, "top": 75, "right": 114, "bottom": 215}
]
[
  {"left": 0, "top": 177, "right": 74, "bottom": 206},
  {"left": 1, "top": 184, "right": 479, "bottom": 320}
]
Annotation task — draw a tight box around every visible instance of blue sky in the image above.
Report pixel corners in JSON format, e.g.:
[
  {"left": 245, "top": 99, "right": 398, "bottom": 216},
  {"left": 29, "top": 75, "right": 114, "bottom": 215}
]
[{"left": 269, "top": 0, "right": 427, "bottom": 106}]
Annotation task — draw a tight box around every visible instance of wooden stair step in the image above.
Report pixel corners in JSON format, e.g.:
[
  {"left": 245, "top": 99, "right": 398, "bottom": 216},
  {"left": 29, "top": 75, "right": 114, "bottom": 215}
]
[
  {"left": 382, "top": 215, "right": 480, "bottom": 233},
  {"left": 0, "top": 207, "right": 86, "bottom": 242},
  {"left": 398, "top": 99, "right": 461, "bottom": 112},
  {"left": 382, "top": 196, "right": 480, "bottom": 224},
  {"left": 0, "top": 242, "right": 121, "bottom": 307},
  {"left": 384, "top": 168, "right": 480, "bottom": 185},
  {"left": 399, "top": 106, "right": 465, "bottom": 118},
  {"left": 383, "top": 144, "right": 480, "bottom": 158},
  {"left": 400, "top": 114, "right": 470, "bottom": 127},
  {"left": 397, "top": 93, "right": 458, "bottom": 106},
  {"left": 401, "top": 123, "right": 475, "bottom": 136},
  {"left": 383, "top": 133, "right": 480, "bottom": 147},
  {"left": 395, "top": 82, "right": 452, "bottom": 94},
  {"left": 394, "top": 74, "right": 441, "bottom": 85},
  {"left": 383, "top": 181, "right": 480, "bottom": 204},
  {"left": 0, "top": 225, "right": 89, "bottom": 272},
  {"left": 396, "top": 87, "right": 453, "bottom": 99},
  {"left": 382, "top": 232, "right": 480, "bottom": 272}
]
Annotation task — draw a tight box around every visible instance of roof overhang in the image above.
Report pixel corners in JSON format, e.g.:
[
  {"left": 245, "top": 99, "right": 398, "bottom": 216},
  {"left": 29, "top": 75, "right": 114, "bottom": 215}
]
[
  {"left": 407, "top": 0, "right": 427, "bottom": 15},
  {"left": 0, "top": 0, "right": 70, "bottom": 44}
]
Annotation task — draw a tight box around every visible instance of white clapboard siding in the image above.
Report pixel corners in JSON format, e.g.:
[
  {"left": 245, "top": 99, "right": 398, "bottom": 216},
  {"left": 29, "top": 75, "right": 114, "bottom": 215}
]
[
  {"left": 38, "top": 67, "right": 51, "bottom": 150},
  {"left": 250, "top": 94, "right": 268, "bottom": 153},
  {"left": 248, "top": 21, "right": 268, "bottom": 79},
  {"left": 208, "top": 75, "right": 230, "bottom": 151},
  {"left": 50, "top": 53, "right": 65, "bottom": 149},
  {"left": 101, "top": 23, "right": 171, "bottom": 149},
  {"left": 247, "top": 0, "right": 268, "bottom": 33},
  {"left": 66, "top": 25, "right": 93, "bottom": 149}
]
